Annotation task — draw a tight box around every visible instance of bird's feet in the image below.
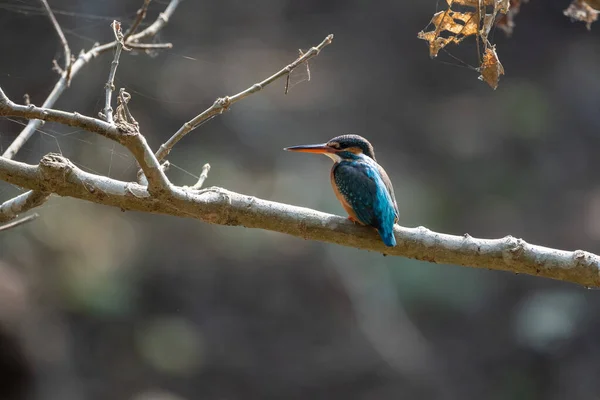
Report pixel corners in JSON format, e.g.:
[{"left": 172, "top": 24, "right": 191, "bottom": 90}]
[{"left": 348, "top": 215, "right": 360, "bottom": 224}]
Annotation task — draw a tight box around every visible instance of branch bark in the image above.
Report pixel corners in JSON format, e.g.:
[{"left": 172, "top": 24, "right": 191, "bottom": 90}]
[
  {"left": 1, "top": 0, "right": 181, "bottom": 160},
  {"left": 0, "top": 153, "right": 598, "bottom": 287},
  {"left": 0, "top": 214, "right": 39, "bottom": 232},
  {"left": 0, "top": 0, "right": 180, "bottom": 228},
  {"left": 0, "top": 191, "right": 49, "bottom": 223}
]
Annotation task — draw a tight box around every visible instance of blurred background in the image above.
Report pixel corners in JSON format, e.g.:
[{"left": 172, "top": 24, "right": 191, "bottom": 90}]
[{"left": 1, "top": 0, "right": 600, "bottom": 399}]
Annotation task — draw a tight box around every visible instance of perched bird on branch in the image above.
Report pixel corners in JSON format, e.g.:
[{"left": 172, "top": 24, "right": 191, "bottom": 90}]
[{"left": 285, "top": 134, "right": 399, "bottom": 246}]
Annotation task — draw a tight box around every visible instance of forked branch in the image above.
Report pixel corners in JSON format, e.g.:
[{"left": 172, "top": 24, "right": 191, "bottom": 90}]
[
  {"left": 0, "top": 0, "right": 180, "bottom": 229},
  {"left": 155, "top": 34, "right": 334, "bottom": 162}
]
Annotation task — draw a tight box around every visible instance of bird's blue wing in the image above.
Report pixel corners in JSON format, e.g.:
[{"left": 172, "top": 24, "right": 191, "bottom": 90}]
[
  {"left": 333, "top": 162, "right": 378, "bottom": 225},
  {"left": 377, "top": 164, "right": 399, "bottom": 221},
  {"left": 333, "top": 161, "right": 397, "bottom": 246}
]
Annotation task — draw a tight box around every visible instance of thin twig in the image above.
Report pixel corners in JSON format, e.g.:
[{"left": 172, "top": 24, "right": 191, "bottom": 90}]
[
  {"left": 190, "top": 163, "right": 211, "bottom": 190},
  {"left": 0, "top": 214, "right": 39, "bottom": 233},
  {"left": 127, "top": 42, "right": 173, "bottom": 50},
  {"left": 1, "top": 0, "right": 182, "bottom": 160},
  {"left": 0, "top": 87, "right": 170, "bottom": 194},
  {"left": 40, "top": 0, "right": 72, "bottom": 84},
  {"left": 0, "top": 0, "right": 180, "bottom": 223},
  {"left": 124, "top": 0, "right": 152, "bottom": 41},
  {"left": 0, "top": 87, "right": 121, "bottom": 141},
  {"left": 154, "top": 34, "right": 334, "bottom": 162},
  {"left": 102, "top": 21, "right": 126, "bottom": 124},
  {"left": 130, "top": 0, "right": 181, "bottom": 41},
  {"left": 0, "top": 190, "right": 50, "bottom": 223}
]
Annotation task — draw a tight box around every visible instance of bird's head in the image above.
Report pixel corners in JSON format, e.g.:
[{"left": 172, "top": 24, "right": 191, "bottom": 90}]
[{"left": 284, "top": 134, "right": 376, "bottom": 162}]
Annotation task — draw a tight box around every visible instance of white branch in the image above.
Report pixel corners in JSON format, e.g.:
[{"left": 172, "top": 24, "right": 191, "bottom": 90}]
[
  {"left": 102, "top": 21, "right": 127, "bottom": 124},
  {"left": 0, "top": 88, "right": 169, "bottom": 194},
  {"left": 0, "top": 153, "right": 598, "bottom": 287},
  {"left": 0, "top": 191, "right": 49, "bottom": 223},
  {"left": 0, "top": 213, "right": 39, "bottom": 232},
  {"left": 1, "top": 0, "right": 181, "bottom": 160},
  {"left": 40, "top": 0, "right": 72, "bottom": 83},
  {"left": 0, "top": 0, "right": 180, "bottom": 230}
]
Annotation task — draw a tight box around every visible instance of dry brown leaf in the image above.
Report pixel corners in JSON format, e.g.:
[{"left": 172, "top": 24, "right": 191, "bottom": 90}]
[
  {"left": 583, "top": 0, "right": 600, "bottom": 11},
  {"left": 417, "top": 10, "right": 480, "bottom": 57},
  {"left": 479, "top": 46, "right": 504, "bottom": 89},
  {"left": 419, "top": 0, "right": 513, "bottom": 56},
  {"left": 496, "top": 0, "right": 527, "bottom": 36},
  {"left": 564, "top": 0, "right": 599, "bottom": 29},
  {"left": 419, "top": 0, "right": 511, "bottom": 88}
]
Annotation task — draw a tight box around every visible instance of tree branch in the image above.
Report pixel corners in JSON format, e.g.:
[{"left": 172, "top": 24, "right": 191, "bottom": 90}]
[
  {"left": 124, "top": 0, "right": 152, "bottom": 40},
  {"left": 0, "top": 87, "right": 170, "bottom": 194},
  {"left": 0, "top": 191, "right": 49, "bottom": 223},
  {"left": 0, "top": 214, "right": 39, "bottom": 233},
  {"left": 101, "top": 21, "right": 127, "bottom": 124},
  {"left": 0, "top": 0, "right": 180, "bottom": 227},
  {"left": 0, "top": 0, "right": 78, "bottom": 230},
  {"left": 126, "top": 42, "right": 173, "bottom": 50},
  {"left": 0, "top": 153, "right": 598, "bottom": 287},
  {"left": 154, "top": 34, "right": 334, "bottom": 162},
  {"left": 1, "top": 0, "right": 181, "bottom": 160},
  {"left": 40, "top": 0, "right": 72, "bottom": 84}
]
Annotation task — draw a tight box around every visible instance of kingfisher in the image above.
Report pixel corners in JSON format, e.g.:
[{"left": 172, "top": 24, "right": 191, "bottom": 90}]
[{"left": 284, "top": 134, "right": 399, "bottom": 247}]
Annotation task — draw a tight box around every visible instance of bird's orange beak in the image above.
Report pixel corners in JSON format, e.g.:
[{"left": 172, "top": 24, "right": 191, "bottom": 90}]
[{"left": 283, "top": 143, "right": 336, "bottom": 154}]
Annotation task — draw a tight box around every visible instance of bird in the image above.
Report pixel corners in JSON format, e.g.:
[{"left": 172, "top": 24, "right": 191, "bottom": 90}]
[{"left": 284, "top": 134, "right": 399, "bottom": 247}]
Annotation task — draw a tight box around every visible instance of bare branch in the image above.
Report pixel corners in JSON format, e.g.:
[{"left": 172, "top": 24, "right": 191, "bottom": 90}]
[
  {"left": 129, "top": 0, "right": 181, "bottom": 42},
  {"left": 0, "top": 87, "right": 121, "bottom": 141},
  {"left": 186, "top": 163, "right": 211, "bottom": 190},
  {"left": 126, "top": 42, "right": 173, "bottom": 50},
  {"left": 0, "top": 191, "right": 50, "bottom": 223},
  {"left": 0, "top": 0, "right": 179, "bottom": 223},
  {"left": 0, "top": 88, "right": 170, "bottom": 194},
  {"left": 0, "top": 153, "right": 599, "bottom": 288},
  {"left": 155, "top": 34, "right": 334, "bottom": 162},
  {"left": 1, "top": 0, "right": 182, "bottom": 160},
  {"left": 102, "top": 21, "right": 127, "bottom": 124},
  {"left": 0, "top": 214, "right": 39, "bottom": 233},
  {"left": 124, "top": 0, "right": 152, "bottom": 41},
  {"left": 40, "top": 0, "right": 72, "bottom": 84}
]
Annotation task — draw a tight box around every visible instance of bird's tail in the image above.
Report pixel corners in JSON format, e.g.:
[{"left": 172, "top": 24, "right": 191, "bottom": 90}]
[{"left": 377, "top": 227, "right": 397, "bottom": 247}]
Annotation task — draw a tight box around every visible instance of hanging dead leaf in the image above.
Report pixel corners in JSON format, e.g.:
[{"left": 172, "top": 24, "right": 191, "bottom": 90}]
[
  {"left": 564, "top": 0, "right": 599, "bottom": 29},
  {"left": 417, "top": 10, "right": 480, "bottom": 57},
  {"left": 583, "top": 0, "right": 600, "bottom": 10},
  {"left": 419, "top": 0, "right": 511, "bottom": 88},
  {"left": 478, "top": 46, "right": 504, "bottom": 89},
  {"left": 496, "top": 0, "right": 527, "bottom": 36}
]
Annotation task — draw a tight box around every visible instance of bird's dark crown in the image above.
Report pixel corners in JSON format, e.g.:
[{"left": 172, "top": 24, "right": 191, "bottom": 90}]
[{"left": 327, "top": 134, "right": 376, "bottom": 161}]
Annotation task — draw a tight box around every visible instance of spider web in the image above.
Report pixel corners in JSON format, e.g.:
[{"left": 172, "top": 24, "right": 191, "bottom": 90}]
[
  {"left": 0, "top": 0, "right": 203, "bottom": 212},
  {"left": 422, "top": 0, "right": 501, "bottom": 73}
]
